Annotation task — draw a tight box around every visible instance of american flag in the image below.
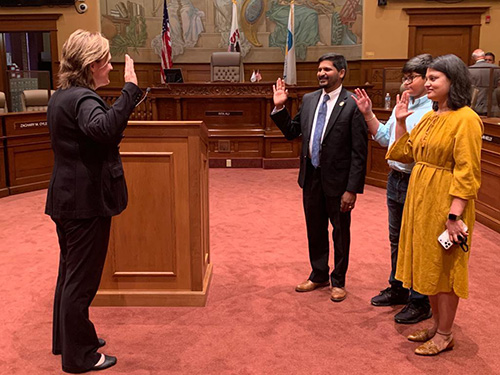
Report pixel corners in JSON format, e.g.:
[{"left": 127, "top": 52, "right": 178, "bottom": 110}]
[{"left": 160, "top": 0, "right": 173, "bottom": 84}]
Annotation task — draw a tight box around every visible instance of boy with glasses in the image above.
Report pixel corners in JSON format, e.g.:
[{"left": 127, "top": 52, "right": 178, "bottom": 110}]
[{"left": 352, "top": 54, "right": 433, "bottom": 324}]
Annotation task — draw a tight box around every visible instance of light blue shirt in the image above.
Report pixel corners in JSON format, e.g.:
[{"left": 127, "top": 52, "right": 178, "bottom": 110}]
[{"left": 373, "top": 95, "right": 433, "bottom": 173}]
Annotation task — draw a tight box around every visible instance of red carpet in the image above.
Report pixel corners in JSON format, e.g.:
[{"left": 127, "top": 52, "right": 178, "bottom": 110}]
[{"left": 1, "top": 168, "right": 500, "bottom": 374}]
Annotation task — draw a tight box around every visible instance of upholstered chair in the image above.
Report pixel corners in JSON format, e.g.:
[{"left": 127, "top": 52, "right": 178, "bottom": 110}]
[
  {"left": 21, "top": 89, "right": 54, "bottom": 112},
  {"left": 210, "top": 52, "right": 244, "bottom": 82},
  {"left": 0, "top": 91, "right": 7, "bottom": 113}
]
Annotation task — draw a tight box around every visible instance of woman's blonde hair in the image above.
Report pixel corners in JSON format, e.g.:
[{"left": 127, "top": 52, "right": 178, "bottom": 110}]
[{"left": 58, "top": 29, "right": 110, "bottom": 90}]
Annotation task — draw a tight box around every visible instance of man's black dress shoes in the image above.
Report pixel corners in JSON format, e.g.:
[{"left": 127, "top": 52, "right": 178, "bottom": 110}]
[
  {"left": 394, "top": 300, "right": 432, "bottom": 324},
  {"left": 371, "top": 287, "right": 409, "bottom": 306}
]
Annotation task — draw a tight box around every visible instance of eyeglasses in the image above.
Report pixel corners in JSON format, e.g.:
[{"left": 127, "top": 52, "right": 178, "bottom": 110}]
[{"left": 402, "top": 74, "right": 422, "bottom": 84}]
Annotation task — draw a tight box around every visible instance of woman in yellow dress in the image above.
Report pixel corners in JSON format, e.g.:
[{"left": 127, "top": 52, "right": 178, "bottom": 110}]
[{"left": 387, "top": 54, "right": 483, "bottom": 356}]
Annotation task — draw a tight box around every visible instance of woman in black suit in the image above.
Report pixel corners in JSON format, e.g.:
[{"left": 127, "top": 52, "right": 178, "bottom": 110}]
[{"left": 46, "top": 29, "right": 142, "bottom": 373}]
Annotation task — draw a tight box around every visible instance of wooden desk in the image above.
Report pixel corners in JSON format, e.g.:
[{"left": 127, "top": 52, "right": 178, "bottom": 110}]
[
  {"left": 99, "top": 82, "right": 373, "bottom": 169},
  {"left": 478, "top": 118, "right": 500, "bottom": 232},
  {"left": 0, "top": 116, "right": 8, "bottom": 198},
  {"left": 1, "top": 112, "right": 52, "bottom": 195},
  {"left": 366, "top": 108, "right": 392, "bottom": 188}
]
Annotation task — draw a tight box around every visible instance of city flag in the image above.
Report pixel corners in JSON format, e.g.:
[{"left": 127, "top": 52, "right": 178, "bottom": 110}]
[
  {"left": 283, "top": 2, "right": 296, "bottom": 85},
  {"left": 160, "top": 0, "right": 173, "bottom": 84},
  {"left": 228, "top": 0, "right": 241, "bottom": 52}
]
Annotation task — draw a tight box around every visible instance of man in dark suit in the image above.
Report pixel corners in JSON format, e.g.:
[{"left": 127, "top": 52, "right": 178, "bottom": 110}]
[
  {"left": 270, "top": 53, "right": 367, "bottom": 302},
  {"left": 469, "top": 48, "right": 500, "bottom": 115}
]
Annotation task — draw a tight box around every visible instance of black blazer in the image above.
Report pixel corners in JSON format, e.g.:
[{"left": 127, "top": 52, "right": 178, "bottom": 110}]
[
  {"left": 271, "top": 87, "right": 367, "bottom": 196},
  {"left": 45, "top": 82, "right": 143, "bottom": 219}
]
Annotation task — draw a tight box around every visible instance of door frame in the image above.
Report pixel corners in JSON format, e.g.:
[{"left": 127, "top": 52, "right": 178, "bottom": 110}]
[
  {"left": 404, "top": 7, "right": 489, "bottom": 64},
  {"left": 0, "top": 13, "right": 61, "bottom": 94}
]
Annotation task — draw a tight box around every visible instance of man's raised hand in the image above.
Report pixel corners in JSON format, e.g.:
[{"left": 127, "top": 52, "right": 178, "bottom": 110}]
[{"left": 273, "top": 78, "right": 288, "bottom": 110}]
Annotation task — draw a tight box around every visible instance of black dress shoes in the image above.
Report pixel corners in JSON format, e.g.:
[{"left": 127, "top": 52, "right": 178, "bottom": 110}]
[
  {"left": 371, "top": 287, "right": 409, "bottom": 306},
  {"left": 91, "top": 355, "right": 117, "bottom": 372},
  {"left": 394, "top": 300, "right": 432, "bottom": 324}
]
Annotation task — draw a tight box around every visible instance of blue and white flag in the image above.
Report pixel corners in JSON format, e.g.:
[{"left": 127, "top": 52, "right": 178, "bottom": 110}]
[{"left": 283, "top": 2, "right": 296, "bottom": 85}]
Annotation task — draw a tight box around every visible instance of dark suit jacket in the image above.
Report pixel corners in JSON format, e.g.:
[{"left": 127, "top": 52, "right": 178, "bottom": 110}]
[
  {"left": 271, "top": 87, "right": 367, "bottom": 196},
  {"left": 469, "top": 61, "right": 500, "bottom": 114},
  {"left": 45, "top": 82, "right": 143, "bottom": 219}
]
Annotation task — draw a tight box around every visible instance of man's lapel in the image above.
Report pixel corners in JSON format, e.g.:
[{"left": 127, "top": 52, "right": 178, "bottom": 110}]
[
  {"left": 323, "top": 88, "right": 348, "bottom": 140},
  {"left": 304, "top": 90, "right": 322, "bottom": 142}
]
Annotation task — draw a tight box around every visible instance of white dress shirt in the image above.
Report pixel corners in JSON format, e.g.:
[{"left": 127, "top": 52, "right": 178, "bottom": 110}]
[{"left": 308, "top": 85, "right": 342, "bottom": 158}]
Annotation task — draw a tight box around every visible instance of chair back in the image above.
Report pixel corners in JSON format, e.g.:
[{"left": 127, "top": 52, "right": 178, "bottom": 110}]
[
  {"left": 0, "top": 91, "right": 7, "bottom": 113},
  {"left": 210, "top": 52, "right": 244, "bottom": 82},
  {"left": 21, "top": 89, "right": 54, "bottom": 112}
]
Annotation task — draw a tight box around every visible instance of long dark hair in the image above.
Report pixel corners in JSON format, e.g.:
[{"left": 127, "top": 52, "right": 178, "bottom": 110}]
[{"left": 428, "top": 54, "right": 472, "bottom": 111}]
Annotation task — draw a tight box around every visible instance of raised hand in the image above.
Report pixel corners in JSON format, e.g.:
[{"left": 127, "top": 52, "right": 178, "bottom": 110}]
[
  {"left": 273, "top": 78, "right": 288, "bottom": 109},
  {"left": 124, "top": 54, "right": 138, "bottom": 86},
  {"left": 352, "top": 88, "right": 372, "bottom": 116},
  {"left": 395, "top": 90, "right": 414, "bottom": 123}
]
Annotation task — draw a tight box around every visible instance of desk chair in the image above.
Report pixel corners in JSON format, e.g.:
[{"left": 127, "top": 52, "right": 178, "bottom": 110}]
[
  {"left": 210, "top": 52, "right": 244, "bottom": 82},
  {"left": 0, "top": 91, "right": 7, "bottom": 113},
  {"left": 21, "top": 89, "right": 54, "bottom": 112}
]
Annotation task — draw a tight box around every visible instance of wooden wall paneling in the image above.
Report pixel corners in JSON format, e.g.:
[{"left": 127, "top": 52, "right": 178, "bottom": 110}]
[
  {"left": 404, "top": 7, "right": 489, "bottom": 64},
  {"left": 476, "top": 119, "right": 500, "bottom": 232},
  {"left": 94, "top": 120, "right": 212, "bottom": 306},
  {"left": 3, "top": 112, "right": 52, "bottom": 195},
  {"left": 366, "top": 140, "right": 391, "bottom": 189},
  {"left": 360, "top": 60, "right": 406, "bottom": 108},
  {"left": 0, "top": 115, "right": 8, "bottom": 197},
  {"left": 365, "top": 108, "right": 392, "bottom": 188}
]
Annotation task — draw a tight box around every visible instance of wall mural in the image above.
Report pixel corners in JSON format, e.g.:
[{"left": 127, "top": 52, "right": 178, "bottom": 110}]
[{"left": 99, "top": 0, "right": 362, "bottom": 63}]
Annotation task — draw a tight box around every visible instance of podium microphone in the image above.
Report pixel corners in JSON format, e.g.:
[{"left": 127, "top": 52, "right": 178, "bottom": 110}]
[{"left": 135, "top": 87, "right": 151, "bottom": 108}]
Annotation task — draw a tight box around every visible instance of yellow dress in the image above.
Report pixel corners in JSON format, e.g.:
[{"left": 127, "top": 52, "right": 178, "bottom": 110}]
[{"left": 386, "top": 106, "right": 483, "bottom": 299}]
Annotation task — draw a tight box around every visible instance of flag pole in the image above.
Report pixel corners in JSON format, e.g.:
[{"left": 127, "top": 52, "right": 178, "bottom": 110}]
[{"left": 283, "top": 0, "right": 296, "bottom": 85}]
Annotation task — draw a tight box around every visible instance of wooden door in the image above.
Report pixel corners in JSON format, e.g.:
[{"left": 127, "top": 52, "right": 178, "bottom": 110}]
[
  {"left": 405, "top": 7, "right": 488, "bottom": 64},
  {"left": 414, "top": 26, "right": 471, "bottom": 63}
]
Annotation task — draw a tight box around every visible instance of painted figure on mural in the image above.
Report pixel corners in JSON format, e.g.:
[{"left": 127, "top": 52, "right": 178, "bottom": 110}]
[
  {"left": 267, "top": 0, "right": 362, "bottom": 60},
  {"left": 99, "top": 0, "right": 363, "bottom": 62},
  {"left": 331, "top": 0, "right": 362, "bottom": 46},
  {"left": 151, "top": 0, "right": 205, "bottom": 58},
  {"left": 267, "top": 0, "right": 321, "bottom": 61}
]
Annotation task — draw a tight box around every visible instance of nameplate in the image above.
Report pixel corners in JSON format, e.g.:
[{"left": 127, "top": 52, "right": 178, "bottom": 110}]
[
  {"left": 482, "top": 134, "right": 500, "bottom": 145},
  {"left": 15, "top": 121, "right": 48, "bottom": 130},
  {"left": 205, "top": 111, "right": 243, "bottom": 116}
]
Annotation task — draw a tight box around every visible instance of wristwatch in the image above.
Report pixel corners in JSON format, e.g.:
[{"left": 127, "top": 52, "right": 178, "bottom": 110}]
[{"left": 448, "top": 213, "right": 463, "bottom": 221}]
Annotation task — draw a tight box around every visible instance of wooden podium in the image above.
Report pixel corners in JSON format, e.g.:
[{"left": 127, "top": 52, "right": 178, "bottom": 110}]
[{"left": 93, "top": 121, "right": 211, "bottom": 306}]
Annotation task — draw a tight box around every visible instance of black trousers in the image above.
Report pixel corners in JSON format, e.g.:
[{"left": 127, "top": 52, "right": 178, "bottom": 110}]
[
  {"left": 302, "top": 161, "right": 351, "bottom": 287},
  {"left": 52, "top": 216, "right": 111, "bottom": 373}
]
